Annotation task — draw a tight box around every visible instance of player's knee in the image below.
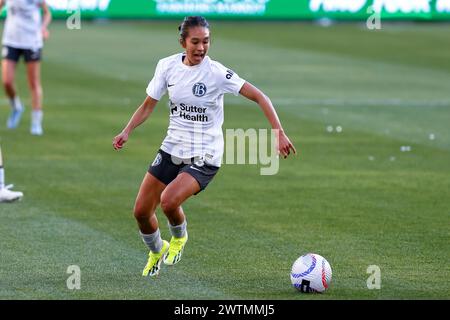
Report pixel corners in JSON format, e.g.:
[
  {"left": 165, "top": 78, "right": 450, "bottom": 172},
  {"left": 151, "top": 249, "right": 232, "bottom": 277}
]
[
  {"left": 160, "top": 194, "right": 179, "bottom": 214},
  {"left": 29, "top": 82, "right": 42, "bottom": 94},
  {"left": 133, "top": 201, "right": 153, "bottom": 221}
]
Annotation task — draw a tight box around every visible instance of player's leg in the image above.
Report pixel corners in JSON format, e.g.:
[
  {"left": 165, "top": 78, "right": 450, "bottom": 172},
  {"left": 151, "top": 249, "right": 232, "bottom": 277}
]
[
  {"left": 1, "top": 50, "right": 24, "bottom": 129},
  {"left": 139, "top": 150, "right": 185, "bottom": 275},
  {"left": 134, "top": 172, "right": 166, "bottom": 234},
  {"left": 0, "top": 145, "right": 23, "bottom": 203},
  {"left": 160, "top": 172, "right": 201, "bottom": 265},
  {"left": 25, "top": 59, "right": 43, "bottom": 135},
  {"left": 2, "top": 58, "right": 17, "bottom": 99},
  {"left": 134, "top": 172, "right": 169, "bottom": 277}
]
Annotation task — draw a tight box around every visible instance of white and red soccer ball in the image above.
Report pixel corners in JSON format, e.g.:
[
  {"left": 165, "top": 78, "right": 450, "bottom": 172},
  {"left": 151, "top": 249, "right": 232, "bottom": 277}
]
[{"left": 290, "top": 253, "right": 332, "bottom": 293}]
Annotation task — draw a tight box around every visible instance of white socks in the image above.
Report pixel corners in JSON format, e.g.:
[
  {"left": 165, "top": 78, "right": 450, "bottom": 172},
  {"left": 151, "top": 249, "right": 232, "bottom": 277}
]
[
  {"left": 168, "top": 220, "right": 187, "bottom": 238},
  {"left": 31, "top": 110, "right": 43, "bottom": 125},
  {"left": 140, "top": 229, "right": 163, "bottom": 253},
  {"left": 31, "top": 110, "right": 44, "bottom": 135},
  {"left": 9, "top": 96, "right": 23, "bottom": 111}
]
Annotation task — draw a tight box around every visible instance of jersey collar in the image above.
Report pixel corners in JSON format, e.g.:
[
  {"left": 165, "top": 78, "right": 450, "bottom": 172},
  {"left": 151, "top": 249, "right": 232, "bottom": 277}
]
[{"left": 179, "top": 52, "right": 209, "bottom": 70}]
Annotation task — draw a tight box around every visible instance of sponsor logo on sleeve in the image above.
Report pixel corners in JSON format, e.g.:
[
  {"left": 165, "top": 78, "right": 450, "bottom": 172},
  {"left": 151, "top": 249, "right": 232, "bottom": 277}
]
[{"left": 226, "top": 69, "right": 234, "bottom": 79}]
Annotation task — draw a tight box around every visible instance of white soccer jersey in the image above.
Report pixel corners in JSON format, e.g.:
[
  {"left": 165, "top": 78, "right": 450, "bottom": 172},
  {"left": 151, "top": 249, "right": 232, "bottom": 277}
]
[
  {"left": 2, "top": 0, "right": 44, "bottom": 50},
  {"left": 146, "top": 53, "right": 246, "bottom": 167}
]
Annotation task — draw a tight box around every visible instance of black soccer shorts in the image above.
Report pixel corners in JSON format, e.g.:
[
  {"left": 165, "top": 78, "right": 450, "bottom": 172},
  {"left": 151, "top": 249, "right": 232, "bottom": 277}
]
[
  {"left": 148, "top": 149, "right": 219, "bottom": 194},
  {"left": 2, "top": 46, "right": 42, "bottom": 63}
]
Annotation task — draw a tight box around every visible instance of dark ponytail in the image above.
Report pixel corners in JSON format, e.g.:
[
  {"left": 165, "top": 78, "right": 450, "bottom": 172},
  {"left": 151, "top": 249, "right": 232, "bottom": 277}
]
[{"left": 178, "top": 16, "right": 210, "bottom": 42}]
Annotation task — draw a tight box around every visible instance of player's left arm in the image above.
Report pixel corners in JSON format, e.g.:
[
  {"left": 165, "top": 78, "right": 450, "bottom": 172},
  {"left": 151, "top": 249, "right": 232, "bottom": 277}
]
[
  {"left": 239, "top": 82, "right": 297, "bottom": 158},
  {"left": 40, "top": 1, "right": 52, "bottom": 40}
]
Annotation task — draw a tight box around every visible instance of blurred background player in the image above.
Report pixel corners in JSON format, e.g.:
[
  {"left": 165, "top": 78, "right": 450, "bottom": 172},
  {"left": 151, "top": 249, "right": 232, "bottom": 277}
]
[
  {"left": 0, "top": 0, "right": 51, "bottom": 135},
  {"left": 0, "top": 145, "right": 23, "bottom": 202}
]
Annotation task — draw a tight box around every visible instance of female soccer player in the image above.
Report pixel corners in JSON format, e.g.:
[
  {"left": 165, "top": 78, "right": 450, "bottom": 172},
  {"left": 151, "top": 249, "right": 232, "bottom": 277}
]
[
  {"left": 0, "top": 145, "right": 23, "bottom": 202},
  {"left": 113, "top": 16, "right": 296, "bottom": 277},
  {"left": 0, "top": 0, "right": 52, "bottom": 135}
]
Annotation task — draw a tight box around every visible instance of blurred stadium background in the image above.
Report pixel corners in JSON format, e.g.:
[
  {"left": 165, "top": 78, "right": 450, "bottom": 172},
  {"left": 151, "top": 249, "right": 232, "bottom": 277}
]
[{"left": 0, "top": 0, "right": 449, "bottom": 300}]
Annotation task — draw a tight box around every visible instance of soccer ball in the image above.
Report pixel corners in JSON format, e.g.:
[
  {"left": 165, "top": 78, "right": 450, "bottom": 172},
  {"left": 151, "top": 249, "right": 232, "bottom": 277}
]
[{"left": 290, "top": 253, "right": 332, "bottom": 293}]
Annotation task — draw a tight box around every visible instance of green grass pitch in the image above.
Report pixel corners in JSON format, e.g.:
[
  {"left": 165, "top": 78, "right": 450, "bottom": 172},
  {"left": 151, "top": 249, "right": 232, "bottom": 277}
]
[{"left": 0, "top": 21, "right": 449, "bottom": 299}]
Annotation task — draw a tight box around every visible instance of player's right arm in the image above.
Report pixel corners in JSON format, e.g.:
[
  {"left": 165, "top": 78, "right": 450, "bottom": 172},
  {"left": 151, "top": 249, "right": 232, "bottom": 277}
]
[
  {"left": 41, "top": 1, "right": 52, "bottom": 40},
  {"left": 112, "top": 96, "right": 158, "bottom": 150},
  {"left": 0, "top": 0, "right": 5, "bottom": 11}
]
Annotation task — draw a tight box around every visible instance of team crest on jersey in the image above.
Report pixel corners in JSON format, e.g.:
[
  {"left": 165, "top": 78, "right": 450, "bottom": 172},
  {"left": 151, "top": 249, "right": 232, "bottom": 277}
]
[
  {"left": 192, "top": 83, "right": 207, "bottom": 97},
  {"left": 152, "top": 153, "right": 162, "bottom": 167}
]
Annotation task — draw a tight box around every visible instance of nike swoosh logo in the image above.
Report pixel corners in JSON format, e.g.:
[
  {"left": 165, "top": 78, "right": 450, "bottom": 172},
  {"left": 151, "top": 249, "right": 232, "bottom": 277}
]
[
  {"left": 189, "top": 166, "right": 203, "bottom": 173},
  {"left": 168, "top": 84, "right": 175, "bottom": 87}
]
